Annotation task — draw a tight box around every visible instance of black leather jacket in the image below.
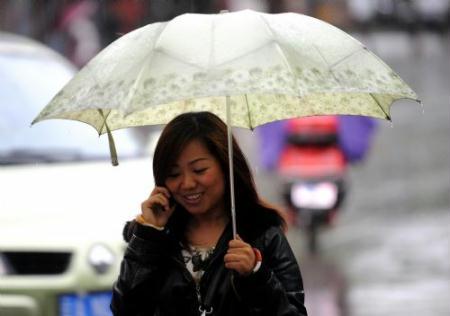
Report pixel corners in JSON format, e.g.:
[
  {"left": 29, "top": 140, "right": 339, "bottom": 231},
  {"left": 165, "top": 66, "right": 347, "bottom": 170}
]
[{"left": 111, "top": 221, "right": 307, "bottom": 316}]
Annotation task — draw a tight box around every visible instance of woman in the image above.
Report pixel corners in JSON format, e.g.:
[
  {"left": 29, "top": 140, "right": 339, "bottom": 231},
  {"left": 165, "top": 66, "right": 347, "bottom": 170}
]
[{"left": 111, "top": 112, "right": 308, "bottom": 316}]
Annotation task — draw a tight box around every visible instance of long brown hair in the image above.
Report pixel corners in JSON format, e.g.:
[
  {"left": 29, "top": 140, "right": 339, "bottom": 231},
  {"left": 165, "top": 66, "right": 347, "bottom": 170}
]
[{"left": 153, "top": 112, "right": 285, "bottom": 241}]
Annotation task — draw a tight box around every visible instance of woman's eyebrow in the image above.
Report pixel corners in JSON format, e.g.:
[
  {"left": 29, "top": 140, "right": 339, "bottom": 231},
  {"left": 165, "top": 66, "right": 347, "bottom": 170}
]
[{"left": 188, "top": 157, "right": 209, "bottom": 165}]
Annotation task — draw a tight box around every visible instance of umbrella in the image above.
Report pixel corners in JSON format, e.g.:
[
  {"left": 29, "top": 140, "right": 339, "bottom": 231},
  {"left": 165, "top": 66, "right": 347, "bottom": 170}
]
[{"left": 32, "top": 10, "right": 420, "bottom": 237}]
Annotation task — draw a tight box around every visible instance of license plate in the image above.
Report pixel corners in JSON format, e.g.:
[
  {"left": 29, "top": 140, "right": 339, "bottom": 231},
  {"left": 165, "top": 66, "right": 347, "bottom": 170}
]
[{"left": 59, "top": 292, "right": 112, "bottom": 316}]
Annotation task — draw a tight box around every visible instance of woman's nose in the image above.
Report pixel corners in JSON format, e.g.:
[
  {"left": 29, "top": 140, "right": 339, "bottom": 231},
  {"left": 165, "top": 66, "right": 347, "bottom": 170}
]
[{"left": 180, "top": 173, "right": 196, "bottom": 189}]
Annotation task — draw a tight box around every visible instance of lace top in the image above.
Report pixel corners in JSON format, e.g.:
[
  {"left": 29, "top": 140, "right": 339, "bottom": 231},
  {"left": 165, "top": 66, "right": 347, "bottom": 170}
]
[{"left": 181, "top": 245, "right": 215, "bottom": 284}]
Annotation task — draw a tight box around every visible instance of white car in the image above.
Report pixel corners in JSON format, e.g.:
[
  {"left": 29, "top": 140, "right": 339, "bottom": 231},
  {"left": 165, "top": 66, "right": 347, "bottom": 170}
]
[{"left": 0, "top": 33, "right": 155, "bottom": 316}]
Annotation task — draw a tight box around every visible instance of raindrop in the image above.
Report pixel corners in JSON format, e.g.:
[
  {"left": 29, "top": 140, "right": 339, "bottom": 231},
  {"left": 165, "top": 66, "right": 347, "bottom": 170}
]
[
  {"left": 389, "top": 121, "right": 394, "bottom": 128},
  {"left": 420, "top": 101, "right": 425, "bottom": 115}
]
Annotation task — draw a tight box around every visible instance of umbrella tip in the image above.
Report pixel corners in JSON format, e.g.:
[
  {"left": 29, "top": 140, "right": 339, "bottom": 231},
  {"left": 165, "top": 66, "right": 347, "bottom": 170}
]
[{"left": 30, "top": 117, "right": 38, "bottom": 126}]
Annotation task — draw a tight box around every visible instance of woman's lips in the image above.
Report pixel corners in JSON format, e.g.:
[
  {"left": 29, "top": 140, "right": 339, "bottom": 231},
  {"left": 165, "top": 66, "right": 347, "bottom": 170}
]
[{"left": 182, "top": 193, "right": 202, "bottom": 204}]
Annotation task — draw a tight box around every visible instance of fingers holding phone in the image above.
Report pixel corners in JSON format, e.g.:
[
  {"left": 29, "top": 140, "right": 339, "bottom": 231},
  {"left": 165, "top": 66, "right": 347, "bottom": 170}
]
[{"left": 140, "top": 186, "right": 176, "bottom": 227}]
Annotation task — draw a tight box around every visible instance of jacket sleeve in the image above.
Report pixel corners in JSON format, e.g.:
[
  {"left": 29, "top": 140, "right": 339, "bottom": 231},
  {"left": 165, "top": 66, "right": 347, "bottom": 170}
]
[
  {"left": 110, "top": 220, "right": 171, "bottom": 316},
  {"left": 232, "top": 226, "right": 308, "bottom": 316}
]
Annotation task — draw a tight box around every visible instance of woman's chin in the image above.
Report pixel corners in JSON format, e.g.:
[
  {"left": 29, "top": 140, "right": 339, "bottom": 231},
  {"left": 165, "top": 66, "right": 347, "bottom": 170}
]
[{"left": 183, "top": 204, "right": 207, "bottom": 215}]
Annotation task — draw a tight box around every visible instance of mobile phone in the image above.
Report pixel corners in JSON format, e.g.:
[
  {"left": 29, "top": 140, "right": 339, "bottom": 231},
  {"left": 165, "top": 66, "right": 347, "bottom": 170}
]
[
  {"left": 153, "top": 195, "right": 175, "bottom": 212},
  {"left": 168, "top": 196, "right": 176, "bottom": 208}
]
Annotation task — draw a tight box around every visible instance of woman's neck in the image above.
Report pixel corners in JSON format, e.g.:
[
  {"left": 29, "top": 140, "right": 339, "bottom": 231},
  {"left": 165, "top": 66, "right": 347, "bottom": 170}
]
[{"left": 186, "top": 212, "right": 229, "bottom": 248}]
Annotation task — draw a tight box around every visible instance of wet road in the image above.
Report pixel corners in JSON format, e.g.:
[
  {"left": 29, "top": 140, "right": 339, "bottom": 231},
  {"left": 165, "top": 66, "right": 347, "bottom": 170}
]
[{"left": 235, "top": 31, "right": 450, "bottom": 316}]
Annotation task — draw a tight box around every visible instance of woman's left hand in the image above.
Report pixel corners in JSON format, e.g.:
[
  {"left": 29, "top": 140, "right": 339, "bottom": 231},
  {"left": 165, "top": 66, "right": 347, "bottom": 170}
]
[{"left": 224, "top": 236, "right": 256, "bottom": 276}]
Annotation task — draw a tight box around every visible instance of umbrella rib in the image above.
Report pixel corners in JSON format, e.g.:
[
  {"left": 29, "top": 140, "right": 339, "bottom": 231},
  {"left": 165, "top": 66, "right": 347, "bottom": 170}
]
[
  {"left": 370, "top": 93, "right": 391, "bottom": 120},
  {"left": 260, "top": 14, "right": 365, "bottom": 91},
  {"left": 311, "top": 43, "right": 342, "bottom": 86},
  {"left": 258, "top": 15, "right": 296, "bottom": 80},
  {"left": 208, "top": 14, "right": 215, "bottom": 69},
  {"left": 103, "top": 23, "right": 166, "bottom": 116},
  {"left": 85, "top": 23, "right": 168, "bottom": 117},
  {"left": 124, "top": 23, "right": 169, "bottom": 109},
  {"left": 313, "top": 44, "right": 392, "bottom": 120},
  {"left": 213, "top": 42, "right": 273, "bottom": 69},
  {"left": 153, "top": 21, "right": 169, "bottom": 48},
  {"left": 125, "top": 62, "right": 153, "bottom": 109},
  {"left": 147, "top": 22, "right": 169, "bottom": 68},
  {"left": 152, "top": 21, "right": 209, "bottom": 71},
  {"left": 155, "top": 50, "right": 209, "bottom": 71},
  {"left": 244, "top": 94, "right": 254, "bottom": 130},
  {"left": 328, "top": 47, "right": 366, "bottom": 70}
]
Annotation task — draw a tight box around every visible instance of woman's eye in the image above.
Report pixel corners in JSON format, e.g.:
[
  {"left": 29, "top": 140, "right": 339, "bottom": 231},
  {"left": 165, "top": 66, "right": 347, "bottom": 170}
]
[
  {"left": 167, "top": 172, "right": 180, "bottom": 178},
  {"left": 194, "top": 168, "right": 207, "bottom": 174}
]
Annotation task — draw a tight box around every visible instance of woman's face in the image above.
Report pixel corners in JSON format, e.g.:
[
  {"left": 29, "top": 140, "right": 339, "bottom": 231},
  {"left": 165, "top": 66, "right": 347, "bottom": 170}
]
[{"left": 165, "top": 139, "right": 226, "bottom": 218}]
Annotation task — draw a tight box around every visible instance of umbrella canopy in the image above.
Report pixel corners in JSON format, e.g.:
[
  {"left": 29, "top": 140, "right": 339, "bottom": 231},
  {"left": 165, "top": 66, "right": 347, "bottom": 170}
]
[
  {"left": 31, "top": 10, "right": 420, "bottom": 238},
  {"left": 32, "top": 10, "right": 419, "bottom": 133}
]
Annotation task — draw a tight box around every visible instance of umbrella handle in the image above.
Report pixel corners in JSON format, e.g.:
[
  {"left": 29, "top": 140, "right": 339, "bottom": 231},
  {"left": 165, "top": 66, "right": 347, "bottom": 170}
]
[{"left": 226, "top": 96, "right": 237, "bottom": 239}]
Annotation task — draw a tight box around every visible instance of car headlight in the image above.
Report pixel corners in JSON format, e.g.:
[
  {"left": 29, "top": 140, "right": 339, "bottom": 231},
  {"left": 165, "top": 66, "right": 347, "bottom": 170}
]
[{"left": 87, "top": 244, "right": 115, "bottom": 274}]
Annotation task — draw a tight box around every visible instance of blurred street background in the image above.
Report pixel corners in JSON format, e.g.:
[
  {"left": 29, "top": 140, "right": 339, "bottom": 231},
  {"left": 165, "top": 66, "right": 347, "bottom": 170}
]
[{"left": 1, "top": 1, "right": 449, "bottom": 316}]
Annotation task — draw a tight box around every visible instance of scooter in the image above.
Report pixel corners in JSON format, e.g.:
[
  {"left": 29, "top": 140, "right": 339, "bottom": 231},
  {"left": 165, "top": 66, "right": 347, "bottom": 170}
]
[{"left": 278, "top": 116, "right": 347, "bottom": 253}]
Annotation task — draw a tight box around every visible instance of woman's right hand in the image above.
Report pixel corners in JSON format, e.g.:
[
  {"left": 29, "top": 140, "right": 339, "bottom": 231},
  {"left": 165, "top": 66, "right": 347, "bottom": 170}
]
[{"left": 140, "top": 186, "right": 175, "bottom": 227}]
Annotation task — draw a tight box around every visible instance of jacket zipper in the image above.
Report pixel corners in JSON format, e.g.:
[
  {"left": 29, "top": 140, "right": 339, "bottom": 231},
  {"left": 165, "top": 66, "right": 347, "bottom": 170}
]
[
  {"left": 172, "top": 250, "right": 221, "bottom": 315},
  {"left": 170, "top": 227, "right": 231, "bottom": 315},
  {"left": 172, "top": 256, "right": 203, "bottom": 308}
]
